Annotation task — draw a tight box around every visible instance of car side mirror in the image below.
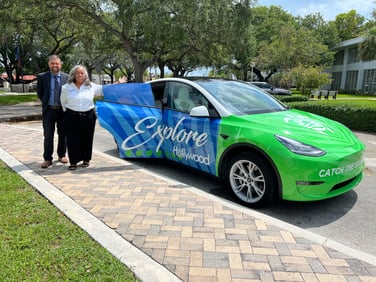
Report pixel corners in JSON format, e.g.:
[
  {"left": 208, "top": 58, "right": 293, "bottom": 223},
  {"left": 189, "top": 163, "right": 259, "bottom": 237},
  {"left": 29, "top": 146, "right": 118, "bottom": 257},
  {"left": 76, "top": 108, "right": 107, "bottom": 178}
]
[{"left": 190, "top": 105, "right": 209, "bottom": 117}]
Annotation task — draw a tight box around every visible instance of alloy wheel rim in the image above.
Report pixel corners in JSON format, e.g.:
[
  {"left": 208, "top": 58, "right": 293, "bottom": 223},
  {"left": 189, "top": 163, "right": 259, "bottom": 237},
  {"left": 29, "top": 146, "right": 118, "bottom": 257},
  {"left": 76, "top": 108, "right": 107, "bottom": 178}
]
[{"left": 229, "top": 160, "right": 265, "bottom": 203}]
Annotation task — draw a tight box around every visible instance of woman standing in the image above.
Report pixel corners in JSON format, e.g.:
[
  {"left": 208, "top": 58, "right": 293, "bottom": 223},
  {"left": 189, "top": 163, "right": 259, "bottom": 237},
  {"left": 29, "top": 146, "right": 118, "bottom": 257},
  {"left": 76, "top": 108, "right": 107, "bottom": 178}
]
[{"left": 60, "top": 65, "right": 102, "bottom": 170}]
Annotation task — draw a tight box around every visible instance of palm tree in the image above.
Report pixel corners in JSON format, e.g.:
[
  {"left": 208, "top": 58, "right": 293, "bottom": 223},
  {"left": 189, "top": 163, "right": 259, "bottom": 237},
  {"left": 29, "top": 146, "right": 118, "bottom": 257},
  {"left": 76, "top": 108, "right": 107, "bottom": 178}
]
[{"left": 359, "top": 29, "right": 376, "bottom": 61}]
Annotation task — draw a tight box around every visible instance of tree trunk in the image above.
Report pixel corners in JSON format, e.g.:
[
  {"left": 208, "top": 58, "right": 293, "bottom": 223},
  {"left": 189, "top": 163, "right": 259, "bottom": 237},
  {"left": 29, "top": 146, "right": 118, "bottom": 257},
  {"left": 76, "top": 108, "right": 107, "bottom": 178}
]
[
  {"left": 253, "top": 68, "right": 265, "bottom": 81},
  {"left": 133, "top": 62, "right": 146, "bottom": 82},
  {"left": 243, "top": 68, "right": 248, "bottom": 81},
  {"left": 158, "top": 62, "right": 165, "bottom": 78}
]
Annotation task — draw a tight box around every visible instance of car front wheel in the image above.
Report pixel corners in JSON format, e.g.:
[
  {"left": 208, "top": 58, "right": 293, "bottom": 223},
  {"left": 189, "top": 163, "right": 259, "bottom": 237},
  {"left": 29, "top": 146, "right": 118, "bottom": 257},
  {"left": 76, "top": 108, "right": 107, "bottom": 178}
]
[{"left": 226, "top": 152, "right": 276, "bottom": 208}]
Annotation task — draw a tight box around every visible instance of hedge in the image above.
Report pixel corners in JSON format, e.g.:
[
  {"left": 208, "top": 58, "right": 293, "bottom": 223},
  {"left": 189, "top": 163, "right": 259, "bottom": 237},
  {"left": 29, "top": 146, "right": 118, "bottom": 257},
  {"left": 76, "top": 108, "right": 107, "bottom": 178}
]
[
  {"left": 286, "top": 100, "right": 376, "bottom": 133},
  {"left": 277, "top": 95, "right": 309, "bottom": 103}
]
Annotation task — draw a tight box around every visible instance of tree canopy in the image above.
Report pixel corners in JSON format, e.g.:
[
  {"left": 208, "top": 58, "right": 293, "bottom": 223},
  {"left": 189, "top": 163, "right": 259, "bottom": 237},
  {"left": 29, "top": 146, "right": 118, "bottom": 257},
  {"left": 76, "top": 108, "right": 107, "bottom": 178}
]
[{"left": 1, "top": 1, "right": 376, "bottom": 83}]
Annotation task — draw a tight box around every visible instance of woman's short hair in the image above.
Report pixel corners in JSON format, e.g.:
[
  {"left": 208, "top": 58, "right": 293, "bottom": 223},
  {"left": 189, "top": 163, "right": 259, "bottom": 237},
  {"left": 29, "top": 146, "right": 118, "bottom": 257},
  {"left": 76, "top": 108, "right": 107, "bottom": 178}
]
[{"left": 67, "top": 65, "right": 91, "bottom": 86}]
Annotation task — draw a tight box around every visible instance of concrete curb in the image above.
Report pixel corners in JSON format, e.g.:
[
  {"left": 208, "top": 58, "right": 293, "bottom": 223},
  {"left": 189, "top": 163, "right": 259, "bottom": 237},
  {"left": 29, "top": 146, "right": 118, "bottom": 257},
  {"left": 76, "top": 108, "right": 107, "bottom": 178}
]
[{"left": 0, "top": 147, "right": 182, "bottom": 282}]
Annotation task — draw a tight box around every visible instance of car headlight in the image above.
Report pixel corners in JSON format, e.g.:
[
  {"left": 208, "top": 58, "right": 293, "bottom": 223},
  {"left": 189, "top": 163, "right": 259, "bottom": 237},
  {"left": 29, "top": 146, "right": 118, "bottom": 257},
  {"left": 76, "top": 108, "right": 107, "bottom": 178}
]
[{"left": 275, "top": 135, "right": 326, "bottom": 157}]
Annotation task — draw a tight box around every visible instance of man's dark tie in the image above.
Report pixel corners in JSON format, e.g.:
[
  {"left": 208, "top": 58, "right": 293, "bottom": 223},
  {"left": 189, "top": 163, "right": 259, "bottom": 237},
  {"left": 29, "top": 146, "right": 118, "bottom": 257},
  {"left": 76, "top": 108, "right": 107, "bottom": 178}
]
[{"left": 54, "top": 76, "right": 60, "bottom": 106}]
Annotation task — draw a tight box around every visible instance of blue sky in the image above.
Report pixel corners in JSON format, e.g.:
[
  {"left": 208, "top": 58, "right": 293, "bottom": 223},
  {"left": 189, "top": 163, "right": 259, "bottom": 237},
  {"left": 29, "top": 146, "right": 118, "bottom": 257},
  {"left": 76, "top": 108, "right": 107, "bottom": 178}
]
[{"left": 257, "top": 0, "right": 375, "bottom": 21}]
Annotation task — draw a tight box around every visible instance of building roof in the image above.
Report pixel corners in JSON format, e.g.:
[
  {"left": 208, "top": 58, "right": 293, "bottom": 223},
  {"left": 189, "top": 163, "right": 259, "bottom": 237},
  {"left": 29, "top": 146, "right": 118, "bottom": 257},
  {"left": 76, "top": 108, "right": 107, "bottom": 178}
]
[{"left": 334, "top": 36, "right": 365, "bottom": 50}]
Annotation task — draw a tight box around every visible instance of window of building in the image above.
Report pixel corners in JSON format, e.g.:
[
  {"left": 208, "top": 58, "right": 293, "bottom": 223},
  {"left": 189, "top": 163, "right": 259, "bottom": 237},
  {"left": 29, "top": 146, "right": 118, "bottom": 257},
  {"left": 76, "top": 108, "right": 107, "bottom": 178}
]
[
  {"left": 362, "top": 69, "right": 376, "bottom": 94},
  {"left": 345, "top": 70, "right": 358, "bottom": 91},
  {"left": 334, "top": 50, "right": 344, "bottom": 65},
  {"left": 330, "top": 72, "right": 342, "bottom": 90},
  {"left": 347, "top": 47, "right": 360, "bottom": 64}
]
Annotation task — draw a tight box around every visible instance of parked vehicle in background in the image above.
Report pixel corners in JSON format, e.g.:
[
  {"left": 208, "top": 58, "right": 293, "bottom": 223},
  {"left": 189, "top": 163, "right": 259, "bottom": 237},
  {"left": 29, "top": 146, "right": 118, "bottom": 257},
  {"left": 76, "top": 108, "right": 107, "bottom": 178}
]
[{"left": 251, "top": 81, "right": 291, "bottom": 96}]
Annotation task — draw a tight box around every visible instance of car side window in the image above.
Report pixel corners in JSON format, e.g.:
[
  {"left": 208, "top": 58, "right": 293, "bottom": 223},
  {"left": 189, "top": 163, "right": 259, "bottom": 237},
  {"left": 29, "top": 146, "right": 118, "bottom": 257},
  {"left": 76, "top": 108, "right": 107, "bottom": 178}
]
[
  {"left": 164, "top": 82, "right": 219, "bottom": 117},
  {"left": 150, "top": 82, "right": 165, "bottom": 108},
  {"left": 174, "top": 86, "right": 195, "bottom": 112},
  {"left": 164, "top": 82, "right": 179, "bottom": 109},
  {"left": 165, "top": 82, "right": 195, "bottom": 113}
]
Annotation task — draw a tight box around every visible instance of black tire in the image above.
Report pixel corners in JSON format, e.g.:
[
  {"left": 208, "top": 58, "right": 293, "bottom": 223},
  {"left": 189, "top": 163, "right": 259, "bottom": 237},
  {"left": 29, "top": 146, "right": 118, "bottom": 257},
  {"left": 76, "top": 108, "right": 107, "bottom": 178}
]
[
  {"left": 226, "top": 152, "right": 277, "bottom": 208},
  {"left": 114, "top": 137, "right": 119, "bottom": 152}
]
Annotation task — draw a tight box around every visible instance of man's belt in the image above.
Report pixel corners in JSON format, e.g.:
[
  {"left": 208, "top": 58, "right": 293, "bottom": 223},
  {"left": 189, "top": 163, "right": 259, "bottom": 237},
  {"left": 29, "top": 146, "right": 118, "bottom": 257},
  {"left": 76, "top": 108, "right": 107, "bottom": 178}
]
[{"left": 48, "top": 105, "right": 62, "bottom": 110}]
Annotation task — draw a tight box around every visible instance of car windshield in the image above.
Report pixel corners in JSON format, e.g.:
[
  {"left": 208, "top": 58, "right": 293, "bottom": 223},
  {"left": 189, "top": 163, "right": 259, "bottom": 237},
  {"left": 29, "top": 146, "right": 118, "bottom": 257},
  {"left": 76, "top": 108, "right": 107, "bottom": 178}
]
[{"left": 194, "top": 79, "right": 287, "bottom": 115}]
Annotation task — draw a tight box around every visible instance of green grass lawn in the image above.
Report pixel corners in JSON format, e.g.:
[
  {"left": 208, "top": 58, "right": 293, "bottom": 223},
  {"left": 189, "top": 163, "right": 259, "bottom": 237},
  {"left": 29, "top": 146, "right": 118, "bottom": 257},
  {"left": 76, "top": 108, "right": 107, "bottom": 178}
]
[
  {"left": 288, "top": 92, "right": 376, "bottom": 108},
  {"left": 0, "top": 93, "right": 39, "bottom": 105},
  {"left": 336, "top": 93, "right": 376, "bottom": 99},
  {"left": 313, "top": 99, "right": 376, "bottom": 108},
  {"left": 0, "top": 161, "right": 138, "bottom": 281}
]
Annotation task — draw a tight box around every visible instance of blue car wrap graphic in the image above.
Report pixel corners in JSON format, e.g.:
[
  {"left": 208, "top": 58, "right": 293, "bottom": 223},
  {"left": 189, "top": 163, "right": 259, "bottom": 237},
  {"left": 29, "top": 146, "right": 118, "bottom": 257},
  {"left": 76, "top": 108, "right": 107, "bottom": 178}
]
[
  {"left": 96, "top": 83, "right": 221, "bottom": 175},
  {"left": 162, "top": 109, "right": 220, "bottom": 175},
  {"left": 103, "top": 83, "right": 154, "bottom": 106},
  {"left": 96, "top": 101, "right": 163, "bottom": 158}
]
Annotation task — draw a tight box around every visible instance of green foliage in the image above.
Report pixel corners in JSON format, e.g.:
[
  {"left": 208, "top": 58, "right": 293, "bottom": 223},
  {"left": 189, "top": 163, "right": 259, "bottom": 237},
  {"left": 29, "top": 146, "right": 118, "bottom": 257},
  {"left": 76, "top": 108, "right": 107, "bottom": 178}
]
[
  {"left": 358, "top": 28, "right": 376, "bottom": 62},
  {"left": 287, "top": 100, "right": 376, "bottom": 132},
  {"left": 257, "top": 26, "right": 329, "bottom": 72},
  {"left": 297, "top": 13, "right": 340, "bottom": 49},
  {"left": 0, "top": 0, "right": 82, "bottom": 75},
  {"left": 250, "top": 5, "right": 296, "bottom": 44},
  {"left": 277, "top": 95, "right": 309, "bottom": 103},
  {"left": 282, "top": 65, "right": 331, "bottom": 95},
  {"left": 225, "top": 2, "right": 257, "bottom": 81},
  {"left": 0, "top": 161, "right": 138, "bottom": 281},
  {"left": 1, "top": 1, "right": 375, "bottom": 84},
  {"left": 333, "top": 10, "right": 366, "bottom": 41}
]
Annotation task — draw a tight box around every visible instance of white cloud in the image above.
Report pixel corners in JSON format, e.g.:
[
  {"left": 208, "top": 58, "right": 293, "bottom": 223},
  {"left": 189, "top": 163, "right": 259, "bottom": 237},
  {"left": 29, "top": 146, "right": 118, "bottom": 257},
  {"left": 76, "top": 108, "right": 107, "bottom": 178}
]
[
  {"left": 334, "top": 0, "right": 374, "bottom": 19},
  {"left": 296, "top": 3, "right": 329, "bottom": 18},
  {"left": 257, "top": 0, "right": 375, "bottom": 20}
]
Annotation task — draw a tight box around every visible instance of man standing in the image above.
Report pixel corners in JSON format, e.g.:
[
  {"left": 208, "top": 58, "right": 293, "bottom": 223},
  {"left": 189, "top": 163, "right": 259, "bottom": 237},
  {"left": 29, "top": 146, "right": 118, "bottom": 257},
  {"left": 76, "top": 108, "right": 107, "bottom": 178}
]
[{"left": 37, "top": 55, "right": 69, "bottom": 168}]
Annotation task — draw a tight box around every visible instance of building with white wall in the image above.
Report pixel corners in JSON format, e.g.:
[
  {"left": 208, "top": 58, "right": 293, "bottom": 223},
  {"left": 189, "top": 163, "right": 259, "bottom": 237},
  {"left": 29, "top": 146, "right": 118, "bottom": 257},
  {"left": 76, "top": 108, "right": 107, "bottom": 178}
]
[
  {"left": 91, "top": 74, "right": 111, "bottom": 85},
  {"left": 329, "top": 36, "right": 376, "bottom": 95}
]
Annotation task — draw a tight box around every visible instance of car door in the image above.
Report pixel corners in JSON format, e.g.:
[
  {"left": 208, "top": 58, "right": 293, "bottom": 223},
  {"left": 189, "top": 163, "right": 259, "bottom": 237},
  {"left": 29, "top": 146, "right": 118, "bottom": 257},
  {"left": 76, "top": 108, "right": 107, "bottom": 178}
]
[
  {"left": 96, "top": 83, "right": 164, "bottom": 158},
  {"left": 160, "top": 81, "right": 221, "bottom": 176}
]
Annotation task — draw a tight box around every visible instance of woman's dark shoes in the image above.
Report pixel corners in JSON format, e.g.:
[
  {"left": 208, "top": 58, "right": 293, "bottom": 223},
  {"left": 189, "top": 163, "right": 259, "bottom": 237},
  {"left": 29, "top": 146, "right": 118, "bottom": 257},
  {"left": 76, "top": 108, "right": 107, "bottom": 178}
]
[
  {"left": 68, "top": 164, "right": 77, "bottom": 170},
  {"left": 81, "top": 161, "right": 90, "bottom": 168},
  {"left": 41, "top": 160, "right": 52, "bottom": 169}
]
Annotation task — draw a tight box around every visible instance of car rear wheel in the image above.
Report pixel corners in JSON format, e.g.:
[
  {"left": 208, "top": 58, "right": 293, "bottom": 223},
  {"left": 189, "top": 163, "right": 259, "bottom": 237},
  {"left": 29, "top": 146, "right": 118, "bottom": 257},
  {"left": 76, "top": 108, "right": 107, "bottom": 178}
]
[
  {"left": 114, "top": 137, "right": 120, "bottom": 152},
  {"left": 226, "top": 152, "right": 276, "bottom": 208}
]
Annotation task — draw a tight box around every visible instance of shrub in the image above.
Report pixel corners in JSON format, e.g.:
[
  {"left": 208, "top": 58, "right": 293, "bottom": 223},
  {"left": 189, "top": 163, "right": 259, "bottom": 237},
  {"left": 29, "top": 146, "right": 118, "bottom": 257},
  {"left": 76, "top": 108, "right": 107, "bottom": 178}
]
[
  {"left": 277, "top": 95, "right": 309, "bottom": 103},
  {"left": 281, "top": 65, "right": 331, "bottom": 95},
  {"left": 287, "top": 100, "right": 376, "bottom": 133}
]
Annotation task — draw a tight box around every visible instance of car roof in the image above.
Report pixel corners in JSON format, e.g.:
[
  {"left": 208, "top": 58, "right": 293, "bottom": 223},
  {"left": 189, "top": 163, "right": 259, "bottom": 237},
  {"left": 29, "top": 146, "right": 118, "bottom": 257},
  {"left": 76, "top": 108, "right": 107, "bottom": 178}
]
[{"left": 251, "top": 81, "right": 269, "bottom": 85}]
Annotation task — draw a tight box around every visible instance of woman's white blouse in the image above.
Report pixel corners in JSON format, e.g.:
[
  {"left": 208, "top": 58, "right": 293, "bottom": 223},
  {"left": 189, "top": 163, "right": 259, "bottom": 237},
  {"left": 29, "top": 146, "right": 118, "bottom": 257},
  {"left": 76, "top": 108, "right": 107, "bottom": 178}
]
[{"left": 61, "top": 82, "right": 103, "bottom": 112}]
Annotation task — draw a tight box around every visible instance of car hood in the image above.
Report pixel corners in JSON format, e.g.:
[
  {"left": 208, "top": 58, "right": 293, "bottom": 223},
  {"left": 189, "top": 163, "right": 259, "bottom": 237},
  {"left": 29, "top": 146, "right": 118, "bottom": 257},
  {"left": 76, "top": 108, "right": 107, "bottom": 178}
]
[{"left": 231, "top": 109, "right": 361, "bottom": 148}]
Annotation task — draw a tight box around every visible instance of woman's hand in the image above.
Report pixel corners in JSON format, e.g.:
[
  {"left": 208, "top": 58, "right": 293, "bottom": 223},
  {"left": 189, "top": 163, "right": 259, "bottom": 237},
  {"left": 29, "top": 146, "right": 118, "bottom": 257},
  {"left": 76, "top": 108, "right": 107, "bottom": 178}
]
[{"left": 118, "top": 76, "right": 128, "bottom": 83}]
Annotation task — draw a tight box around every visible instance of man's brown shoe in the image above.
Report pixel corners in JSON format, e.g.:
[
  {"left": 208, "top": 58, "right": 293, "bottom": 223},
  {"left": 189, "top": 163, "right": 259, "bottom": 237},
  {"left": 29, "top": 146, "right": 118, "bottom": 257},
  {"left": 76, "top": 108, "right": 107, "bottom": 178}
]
[
  {"left": 41, "top": 160, "right": 52, "bottom": 169},
  {"left": 58, "top": 157, "right": 68, "bottom": 164}
]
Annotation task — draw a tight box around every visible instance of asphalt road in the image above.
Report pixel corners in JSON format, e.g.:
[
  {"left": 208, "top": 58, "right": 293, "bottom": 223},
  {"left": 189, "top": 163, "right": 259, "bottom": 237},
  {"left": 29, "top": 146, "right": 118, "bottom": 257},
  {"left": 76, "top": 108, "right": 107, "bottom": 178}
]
[{"left": 20, "top": 121, "right": 376, "bottom": 257}]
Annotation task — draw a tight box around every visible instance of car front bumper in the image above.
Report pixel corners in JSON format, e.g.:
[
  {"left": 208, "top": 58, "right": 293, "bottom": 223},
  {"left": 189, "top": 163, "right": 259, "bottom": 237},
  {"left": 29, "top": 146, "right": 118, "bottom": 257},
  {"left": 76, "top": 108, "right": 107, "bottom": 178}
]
[{"left": 278, "top": 150, "right": 365, "bottom": 201}]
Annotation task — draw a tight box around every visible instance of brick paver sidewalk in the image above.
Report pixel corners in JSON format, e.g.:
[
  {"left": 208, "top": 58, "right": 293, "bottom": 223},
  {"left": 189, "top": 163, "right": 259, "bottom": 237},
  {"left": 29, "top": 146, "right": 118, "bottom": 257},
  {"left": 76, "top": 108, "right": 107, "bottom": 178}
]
[{"left": 1, "top": 123, "right": 375, "bottom": 282}]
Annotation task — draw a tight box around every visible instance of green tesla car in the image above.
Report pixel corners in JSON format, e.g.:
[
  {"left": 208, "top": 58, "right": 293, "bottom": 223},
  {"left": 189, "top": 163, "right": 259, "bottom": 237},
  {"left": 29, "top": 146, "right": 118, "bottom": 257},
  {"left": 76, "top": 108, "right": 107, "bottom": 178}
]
[{"left": 96, "top": 78, "right": 365, "bottom": 208}]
